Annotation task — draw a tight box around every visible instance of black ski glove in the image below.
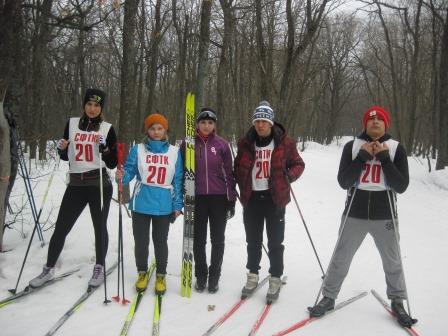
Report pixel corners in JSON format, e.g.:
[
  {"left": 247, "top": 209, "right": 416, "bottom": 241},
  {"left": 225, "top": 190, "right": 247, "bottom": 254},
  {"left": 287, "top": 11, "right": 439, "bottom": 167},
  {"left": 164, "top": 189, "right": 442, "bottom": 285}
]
[{"left": 226, "top": 201, "right": 236, "bottom": 220}]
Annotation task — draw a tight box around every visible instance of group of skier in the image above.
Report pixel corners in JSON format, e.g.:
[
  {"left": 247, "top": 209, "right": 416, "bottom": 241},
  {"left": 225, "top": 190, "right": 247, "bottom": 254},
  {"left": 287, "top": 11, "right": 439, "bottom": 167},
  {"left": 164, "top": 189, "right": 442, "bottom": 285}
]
[{"left": 27, "top": 88, "right": 416, "bottom": 328}]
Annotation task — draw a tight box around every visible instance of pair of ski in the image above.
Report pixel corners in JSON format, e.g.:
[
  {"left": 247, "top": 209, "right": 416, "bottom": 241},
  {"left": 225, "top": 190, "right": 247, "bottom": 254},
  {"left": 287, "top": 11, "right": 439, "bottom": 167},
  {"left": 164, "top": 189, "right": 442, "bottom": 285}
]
[
  {"left": 271, "top": 290, "right": 420, "bottom": 336},
  {"left": 43, "top": 262, "right": 118, "bottom": 336},
  {"left": 181, "top": 92, "right": 195, "bottom": 298},
  {"left": 119, "top": 260, "right": 163, "bottom": 336},
  {"left": 0, "top": 268, "right": 80, "bottom": 309},
  {"left": 203, "top": 286, "right": 397, "bottom": 336}
]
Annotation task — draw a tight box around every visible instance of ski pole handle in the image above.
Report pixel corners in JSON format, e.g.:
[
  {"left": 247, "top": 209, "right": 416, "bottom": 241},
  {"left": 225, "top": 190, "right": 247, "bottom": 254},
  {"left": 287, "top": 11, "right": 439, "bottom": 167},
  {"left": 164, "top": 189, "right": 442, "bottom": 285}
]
[
  {"left": 117, "top": 142, "right": 125, "bottom": 167},
  {"left": 116, "top": 142, "right": 125, "bottom": 196}
]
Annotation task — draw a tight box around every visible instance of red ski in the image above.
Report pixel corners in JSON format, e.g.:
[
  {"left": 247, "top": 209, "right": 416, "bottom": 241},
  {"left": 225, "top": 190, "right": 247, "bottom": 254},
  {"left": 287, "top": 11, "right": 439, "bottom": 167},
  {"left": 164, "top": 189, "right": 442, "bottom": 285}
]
[
  {"left": 371, "top": 289, "right": 420, "bottom": 336},
  {"left": 201, "top": 275, "right": 269, "bottom": 336},
  {"left": 272, "top": 291, "right": 368, "bottom": 336}
]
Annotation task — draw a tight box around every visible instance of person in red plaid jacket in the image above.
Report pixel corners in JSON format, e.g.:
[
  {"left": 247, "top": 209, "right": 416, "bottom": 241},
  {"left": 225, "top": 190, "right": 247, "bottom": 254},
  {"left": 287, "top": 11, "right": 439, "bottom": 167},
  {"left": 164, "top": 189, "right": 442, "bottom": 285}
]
[{"left": 234, "top": 101, "right": 305, "bottom": 302}]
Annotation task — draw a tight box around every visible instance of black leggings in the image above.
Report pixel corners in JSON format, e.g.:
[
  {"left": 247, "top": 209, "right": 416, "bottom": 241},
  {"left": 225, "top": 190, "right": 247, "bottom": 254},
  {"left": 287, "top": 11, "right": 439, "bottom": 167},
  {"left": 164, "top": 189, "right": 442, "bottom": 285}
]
[
  {"left": 46, "top": 183, "right": 112, "bottom": 267},
  {"left": 132, "top": 212, "right": 170, "bottom": 274},
  {"left": 193, "top": 194, "right": 228, "bottom": 278}
]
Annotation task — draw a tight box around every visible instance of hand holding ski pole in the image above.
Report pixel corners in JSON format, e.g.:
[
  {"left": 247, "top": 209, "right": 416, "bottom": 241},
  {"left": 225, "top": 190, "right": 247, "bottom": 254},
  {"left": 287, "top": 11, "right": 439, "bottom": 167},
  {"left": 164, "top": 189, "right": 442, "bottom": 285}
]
[{"left": 57, "top": 139, "right": 69, "bottom": 151}]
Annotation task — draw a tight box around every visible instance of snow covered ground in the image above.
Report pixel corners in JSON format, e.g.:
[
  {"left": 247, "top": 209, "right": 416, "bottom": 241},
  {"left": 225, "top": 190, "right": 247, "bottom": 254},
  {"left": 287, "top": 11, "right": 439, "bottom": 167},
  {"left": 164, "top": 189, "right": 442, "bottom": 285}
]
[{"left": 1, "top": 138, "right": 447, "bottom": 336}]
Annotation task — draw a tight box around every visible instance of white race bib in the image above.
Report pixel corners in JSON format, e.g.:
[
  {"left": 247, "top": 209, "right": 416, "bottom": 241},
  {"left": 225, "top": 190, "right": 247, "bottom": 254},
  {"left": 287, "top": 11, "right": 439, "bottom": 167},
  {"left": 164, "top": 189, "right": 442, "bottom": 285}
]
[
  {"left": 352, "top": 138, "right": 398, "bottom": 191},
  {"left": 251, "top": 140, "right": 274, "bottom": 191},
  {"left": 137, "top": 143, "right": 178, "bottom": 189},
  {"left": 67, "top": 118, "right": 111, "bottom": 173}
]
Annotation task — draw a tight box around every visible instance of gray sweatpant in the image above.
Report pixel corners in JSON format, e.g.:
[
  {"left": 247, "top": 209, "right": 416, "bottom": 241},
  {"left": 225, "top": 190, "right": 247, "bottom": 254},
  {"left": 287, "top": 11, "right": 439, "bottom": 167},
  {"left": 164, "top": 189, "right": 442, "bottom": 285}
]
[{"left": 323, "top": 216, "right": 406, "bottom": 300}]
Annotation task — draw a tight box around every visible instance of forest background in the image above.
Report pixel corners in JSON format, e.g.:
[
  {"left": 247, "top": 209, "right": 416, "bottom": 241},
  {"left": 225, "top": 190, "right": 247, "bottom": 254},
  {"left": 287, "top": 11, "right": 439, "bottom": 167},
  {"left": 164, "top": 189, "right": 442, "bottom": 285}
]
[{"left": 1, "top": 0, "right": 448, "bottom": 243}]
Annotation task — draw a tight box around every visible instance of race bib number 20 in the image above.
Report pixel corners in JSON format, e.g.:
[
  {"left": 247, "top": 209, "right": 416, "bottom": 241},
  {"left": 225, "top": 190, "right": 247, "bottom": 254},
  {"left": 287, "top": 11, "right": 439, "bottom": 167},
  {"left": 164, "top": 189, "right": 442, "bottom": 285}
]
[{"left": 361, "top": 163, "right": 381, "bottom": 184}]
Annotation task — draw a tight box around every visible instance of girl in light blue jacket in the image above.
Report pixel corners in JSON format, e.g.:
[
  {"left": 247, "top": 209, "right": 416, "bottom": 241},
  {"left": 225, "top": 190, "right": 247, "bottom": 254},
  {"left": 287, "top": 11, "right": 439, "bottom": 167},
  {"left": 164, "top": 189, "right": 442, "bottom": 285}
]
[{"left": 116, "top": 113, "right": 183, "bottom": 295}]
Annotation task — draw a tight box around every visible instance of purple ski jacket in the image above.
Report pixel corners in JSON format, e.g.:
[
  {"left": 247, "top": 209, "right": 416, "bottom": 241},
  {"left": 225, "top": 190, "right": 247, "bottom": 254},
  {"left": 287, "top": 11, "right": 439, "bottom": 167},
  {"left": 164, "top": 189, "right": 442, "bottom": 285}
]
[{"left": 195, "top": 130, "right": 237, "bottom": 202}]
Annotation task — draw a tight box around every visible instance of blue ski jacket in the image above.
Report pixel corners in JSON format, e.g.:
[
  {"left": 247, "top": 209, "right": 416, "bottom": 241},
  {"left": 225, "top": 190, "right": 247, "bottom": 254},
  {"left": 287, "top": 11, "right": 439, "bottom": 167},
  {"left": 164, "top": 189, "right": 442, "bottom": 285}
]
[{"left": 121, "top": 139, "right": 184, "bottom": 215}]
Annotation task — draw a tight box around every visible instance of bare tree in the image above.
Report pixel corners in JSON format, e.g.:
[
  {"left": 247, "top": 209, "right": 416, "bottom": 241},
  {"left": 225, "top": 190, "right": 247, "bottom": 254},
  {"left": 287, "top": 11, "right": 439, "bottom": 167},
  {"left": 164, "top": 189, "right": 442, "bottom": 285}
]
[
  {"left": 196, "top": 0, "right": 213, "bottom": 110},
  {"left": 118, "top": 0, "right": 140, "bottom": 142}
]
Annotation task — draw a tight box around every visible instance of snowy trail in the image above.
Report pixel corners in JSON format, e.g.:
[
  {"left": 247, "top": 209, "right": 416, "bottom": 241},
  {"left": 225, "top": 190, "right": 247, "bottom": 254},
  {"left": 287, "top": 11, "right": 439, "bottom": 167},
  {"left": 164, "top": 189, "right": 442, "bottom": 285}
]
[{"left": 1, "top": 139, "right": 447, "bottom": 336}]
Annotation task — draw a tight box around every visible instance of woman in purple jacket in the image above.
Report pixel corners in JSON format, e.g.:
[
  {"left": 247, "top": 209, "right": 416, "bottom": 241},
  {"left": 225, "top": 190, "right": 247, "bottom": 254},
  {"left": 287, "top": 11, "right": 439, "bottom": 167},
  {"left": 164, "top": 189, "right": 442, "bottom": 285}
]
[{"left": 194, "top": 108, "right": 237, "bottom": 293}]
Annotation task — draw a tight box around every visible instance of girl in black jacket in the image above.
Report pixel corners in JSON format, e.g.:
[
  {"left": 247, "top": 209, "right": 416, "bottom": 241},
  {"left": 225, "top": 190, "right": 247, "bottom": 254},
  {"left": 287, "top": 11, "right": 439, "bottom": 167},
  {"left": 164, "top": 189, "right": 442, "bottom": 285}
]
[{"left": 29, "top": 88, "right": 117, "bottom": 288}]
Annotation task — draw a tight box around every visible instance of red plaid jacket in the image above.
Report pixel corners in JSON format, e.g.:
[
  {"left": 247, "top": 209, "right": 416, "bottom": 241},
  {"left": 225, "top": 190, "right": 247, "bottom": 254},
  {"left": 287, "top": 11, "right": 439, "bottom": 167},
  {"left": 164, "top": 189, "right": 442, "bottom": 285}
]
[{"left": 234, "top": 123, "right": 305, "bottom": 208}]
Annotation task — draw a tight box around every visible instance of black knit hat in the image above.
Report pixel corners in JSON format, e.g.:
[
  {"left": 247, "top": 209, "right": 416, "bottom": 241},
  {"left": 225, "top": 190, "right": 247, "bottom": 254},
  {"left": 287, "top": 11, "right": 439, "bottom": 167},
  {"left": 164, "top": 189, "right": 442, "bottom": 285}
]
[
  {"left": 197, "top": 107, "right": 217, "bottom": 122},
  {"left": 83, "top": 88, "right": 106, "bottom": 109}
]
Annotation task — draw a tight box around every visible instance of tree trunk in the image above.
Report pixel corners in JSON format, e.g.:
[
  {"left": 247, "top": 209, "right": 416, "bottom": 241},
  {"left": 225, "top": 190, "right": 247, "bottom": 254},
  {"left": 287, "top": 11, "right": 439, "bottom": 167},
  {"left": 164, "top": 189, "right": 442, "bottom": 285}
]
[
  {"left": 118, "top": 0, "right": 140, "bottom": 142},
  {"left": 146, "top": 0, "right": 162, "bottom": 115},
  {"left": 196, "top": 0, "right": 213, "bottom": 110},
  {"left": 406, "top": 0, "right": 423, "bottom": 152},
  {"left": 172, "top": 0, "right": 189, "bottom": 140},
  {"left": 29, "top": 0, "right": 53, "bottom": 161},
  {"left": 217, "top": 0, "right": 233, "bottom": 135},
  {"left": 0, "top": 83, "right": 9, "bottom": 249},
  {"left": 255, "top": 0, "right": 268, "bottom": 99},
  {"left": 376, "top": 2, "right": 403, "bottom": 146},
  {"left": 436, "top": 9, "right": 448, "bottom": 170}
]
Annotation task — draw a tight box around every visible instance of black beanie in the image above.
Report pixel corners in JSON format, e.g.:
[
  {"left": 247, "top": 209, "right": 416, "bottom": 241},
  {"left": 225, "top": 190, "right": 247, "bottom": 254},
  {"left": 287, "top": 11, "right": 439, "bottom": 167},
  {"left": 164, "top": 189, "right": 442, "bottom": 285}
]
[{"left": 83, "top": 88, "right": 106, "bottom": 109}]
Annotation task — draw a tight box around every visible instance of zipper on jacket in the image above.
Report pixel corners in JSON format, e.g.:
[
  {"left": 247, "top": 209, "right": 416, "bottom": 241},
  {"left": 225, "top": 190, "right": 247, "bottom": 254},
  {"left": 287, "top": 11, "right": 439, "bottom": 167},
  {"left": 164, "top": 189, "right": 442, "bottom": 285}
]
[
  {"left": 201, "top": 137, "right": 209, "bottom": 194},
  {"left": 367, "top": 191, "right": 371, "bottom": 220}
]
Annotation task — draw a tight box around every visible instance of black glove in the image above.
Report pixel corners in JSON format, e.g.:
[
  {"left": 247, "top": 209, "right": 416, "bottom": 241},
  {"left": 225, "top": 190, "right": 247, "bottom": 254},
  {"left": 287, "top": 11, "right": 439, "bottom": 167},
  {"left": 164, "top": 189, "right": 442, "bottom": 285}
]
[{"left": 226, "top": 201, "right": 236, "bottom": 220}]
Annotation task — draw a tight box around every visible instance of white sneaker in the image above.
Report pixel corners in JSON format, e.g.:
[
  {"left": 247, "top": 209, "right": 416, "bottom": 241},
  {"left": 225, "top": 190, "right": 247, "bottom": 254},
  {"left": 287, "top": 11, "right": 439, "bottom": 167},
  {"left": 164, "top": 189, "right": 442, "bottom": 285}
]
[
  {"left": 88, "top": 264, "right": 104, "bottom": 287},
  {"left": 266, "top": 276, "right": 282, "bottom": 302},
  {"left": 241, "top": 273, "right": 259, "bottom": 297},
  {"left": 29, "top": 266, "right": 55, "bottom": 288}
]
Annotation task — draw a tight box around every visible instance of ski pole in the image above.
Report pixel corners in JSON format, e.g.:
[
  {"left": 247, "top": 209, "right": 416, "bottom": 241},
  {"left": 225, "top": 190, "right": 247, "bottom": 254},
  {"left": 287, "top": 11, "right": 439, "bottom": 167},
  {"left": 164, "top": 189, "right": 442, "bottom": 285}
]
[
  {"left": 13, "top": 129, "right": 45, "bottom": 244},
  {"left": 9, "top": 156, "right": 60, "bottom": 294},
  {"left": 99, "top": 151, "right": 111, "bottom": 304},
  {"left": 289, "top": 188, "right": 325, "bottom": 277},
  {"left": 112, "top": 143, "right": 123, "bottom": 303},
  {"left": 115, "top": 142, "right": 128, "bottom": 304},
  {"left": 386, "top": 189, "right": 413, "bottom": 317},
  {"left": 312, "top": 186, "right": 358, "bottom": 307}
]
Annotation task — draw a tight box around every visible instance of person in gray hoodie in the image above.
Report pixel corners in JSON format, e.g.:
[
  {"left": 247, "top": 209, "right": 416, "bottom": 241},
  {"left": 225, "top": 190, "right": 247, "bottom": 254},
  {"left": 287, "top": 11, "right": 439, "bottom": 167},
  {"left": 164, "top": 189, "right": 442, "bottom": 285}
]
[{"left": 193, "top": 107, "right": 237, "bottom": 293}]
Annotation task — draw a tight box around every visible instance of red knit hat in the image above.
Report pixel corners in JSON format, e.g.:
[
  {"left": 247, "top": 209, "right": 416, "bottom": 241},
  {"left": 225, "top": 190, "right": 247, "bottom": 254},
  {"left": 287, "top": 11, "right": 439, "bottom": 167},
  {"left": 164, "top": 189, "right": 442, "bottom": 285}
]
[
  {"left": 363, "top": 106, "right": 390, "bottom": 129},
  {"left": 144, "top": 113, "right": 168, "bottom": 131}
]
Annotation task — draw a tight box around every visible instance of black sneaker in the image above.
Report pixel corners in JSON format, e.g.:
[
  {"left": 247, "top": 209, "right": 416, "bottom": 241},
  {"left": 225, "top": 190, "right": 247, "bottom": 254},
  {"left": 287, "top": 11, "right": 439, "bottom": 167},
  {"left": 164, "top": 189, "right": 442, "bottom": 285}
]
[
  {"left": 208, "top": 275, "right": 219, "bottom": 293},
  {"left": 195, "top": 277, "right": 207, "bottom": 292},
  {"left": 391, "top": 299, "right": 417, "bottom": 327},
  {"left": 308, "top": 296, "right": 335, "bottom": 317}
]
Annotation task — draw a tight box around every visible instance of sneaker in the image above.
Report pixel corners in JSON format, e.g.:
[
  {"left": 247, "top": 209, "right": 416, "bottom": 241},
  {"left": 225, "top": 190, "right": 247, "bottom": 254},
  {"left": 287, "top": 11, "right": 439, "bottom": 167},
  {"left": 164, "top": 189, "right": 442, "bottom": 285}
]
[
  {"left": 135, "top": 271, "right": 149, "bottom": 292},
  {"left": 155, "top": 274, "right": 166, "bottom": 295},
  {"left": 29, "top": 266, "right": 55, "bottom": 288},
  {"left": 309, "top": 296, "right": 335, "bottom": 317},
  {"left": 88, "top": 264, "right": 104, "bottom": 288},
  {"left": 391, "top": 299, "right": 417, "bottom": 327},
  {"left": 208, "top": 275, "right": 219, "bottom": 294},
  {"left": 241, "top": 273, "right": 259, "bottom": 298},
  {"left": 195, "top": 276, "right": 207, "bottom": 293},
  {"left": 266, "top": 276, "right": 282, "bottom": 303}
]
